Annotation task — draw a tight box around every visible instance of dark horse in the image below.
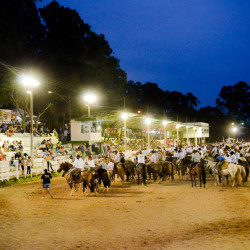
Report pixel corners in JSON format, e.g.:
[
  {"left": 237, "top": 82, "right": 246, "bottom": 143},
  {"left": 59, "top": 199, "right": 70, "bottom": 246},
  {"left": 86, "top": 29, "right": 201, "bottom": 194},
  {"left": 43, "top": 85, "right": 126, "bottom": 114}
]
[
  {"left": 190, "top": 158, "right": 206, "bottom": 188},
  {"left": 57, "top": 162, "right": 99, "bottom": 195},
  {"left": 113, "top": 160, "right": 135, "bottom": 182},
  {"left": 135, "top": 163, "right": 147, "bottom": 186}
]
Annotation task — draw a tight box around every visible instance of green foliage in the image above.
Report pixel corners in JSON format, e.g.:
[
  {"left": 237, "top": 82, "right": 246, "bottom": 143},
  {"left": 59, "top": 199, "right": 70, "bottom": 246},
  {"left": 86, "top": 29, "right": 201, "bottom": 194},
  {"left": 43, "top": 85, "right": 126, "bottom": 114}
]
[{"left": 216, "top": 81, "right": 250, "bottom": 120}]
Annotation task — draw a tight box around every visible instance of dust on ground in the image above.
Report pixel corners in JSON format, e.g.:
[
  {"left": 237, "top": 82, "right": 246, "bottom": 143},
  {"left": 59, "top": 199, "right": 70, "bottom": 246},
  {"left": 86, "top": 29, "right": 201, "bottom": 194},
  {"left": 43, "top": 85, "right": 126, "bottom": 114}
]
[{"left": 0, "top": 176, "right": 249, "bottom": 250}]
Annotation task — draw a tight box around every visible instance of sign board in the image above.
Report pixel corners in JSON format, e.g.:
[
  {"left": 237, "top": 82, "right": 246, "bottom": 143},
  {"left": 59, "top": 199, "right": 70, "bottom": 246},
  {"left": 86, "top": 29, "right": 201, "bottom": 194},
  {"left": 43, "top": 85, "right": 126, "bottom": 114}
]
[{"left": 0, "top": 109, "right": 11, "bottom": 123}]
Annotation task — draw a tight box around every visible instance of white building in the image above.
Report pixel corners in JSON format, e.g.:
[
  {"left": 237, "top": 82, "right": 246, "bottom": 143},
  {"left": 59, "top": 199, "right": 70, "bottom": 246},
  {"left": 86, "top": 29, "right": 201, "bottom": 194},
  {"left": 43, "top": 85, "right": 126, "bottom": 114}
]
[{"left": 70, "top": 118, "right": 102, "bottom": 143}]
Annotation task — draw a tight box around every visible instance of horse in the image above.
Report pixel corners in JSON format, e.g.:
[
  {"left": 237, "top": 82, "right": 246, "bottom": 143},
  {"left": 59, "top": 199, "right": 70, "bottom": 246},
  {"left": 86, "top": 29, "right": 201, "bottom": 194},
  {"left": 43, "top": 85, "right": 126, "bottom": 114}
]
[
  {"left": 135, "top": 163, "right": 147, "bottom": 186},
  {"left": 96, "top": 168, "right": 111, "bottom": 193},
  {"left": 238, "top": 158, "right": 249, "bottom": 182},
  {"left": 205, "top": 159, "right": 220, "bottom": 185},
  {"left": 189, "top": 158, "right": 206, "bottom": 188},
  {"left": 205, "top": 159, "right": 240, "bottom": 187},
  {"left": 57, "top": 162, "right": 98, "bottom": 195},
  {"left": 123, "top": 160, "right": 135, "bottom": 182},
  {"left": 113, "top": 163, "right": 125, "bottom": 181}
]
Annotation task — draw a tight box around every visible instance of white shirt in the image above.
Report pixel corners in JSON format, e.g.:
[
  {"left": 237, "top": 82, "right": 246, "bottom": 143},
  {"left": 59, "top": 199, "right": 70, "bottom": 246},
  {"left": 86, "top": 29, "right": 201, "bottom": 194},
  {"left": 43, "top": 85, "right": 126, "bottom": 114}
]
[
  {"left": 137, "top": 154, "right": 145, "bottom": 164},
  {"left": 231, "top": 155, "right": 237, "bottom": 164},
  {"left": 178, "top": 151, "right": 185, "bottom": 160},
  {"left": 191, "top": 152, "right": 201, "bottom": 162},
  {"left": 212, "top": 147, "right": 218, "bottom": 153},
  {"left": 107, "top": 162, "right": 114, "bottom": 171},
  {"left": 74, "top": 158, "right": 84, "bottom": 170},
  {"left": 219, "top": 148, "right": 223, "bottom": 155},
  {"left": 84, "top": 159, "right": 95, "bottom": 168}
]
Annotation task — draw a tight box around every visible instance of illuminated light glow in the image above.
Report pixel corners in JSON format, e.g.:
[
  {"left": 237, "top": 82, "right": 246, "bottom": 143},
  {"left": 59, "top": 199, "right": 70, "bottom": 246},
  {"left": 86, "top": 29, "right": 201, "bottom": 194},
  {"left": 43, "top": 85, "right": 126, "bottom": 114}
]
[
  {"left": 163, "top": 120, "right": 168, "bottom": 126},
  {"left": 137, "top": 110, "right": 141, "bottom": 114},
  {"left": 145, "top": 118, "right": 151, "bottom": 125},
  {"left": 232, "top": 127, "right": 237, "bottom": 133},
  {"left": 231, "top": 122, "right": 234, "bottom": 126},
  {"left": 121, "top": 113, "right": 128, "bottom": 120},
  {"left": 20, "top": 75, "right": 40, "bottom": 87},
  {"left": 26, "top": 90, "right": 31, "bottom": 94},
  {"left": 97, "top": 126, "right": 101, "bottom": 130},
  {"left": 84, "top": 93, "right": 97, "bottom": 104},
  {"left": 48, "top": 91, "right": 53, "bottom": 94},
  {"left": 186, "top": 126, "right": 189, "bottom": 128},
  {"left": 176, "top": 124, "right": 181, "bottom": 129}
]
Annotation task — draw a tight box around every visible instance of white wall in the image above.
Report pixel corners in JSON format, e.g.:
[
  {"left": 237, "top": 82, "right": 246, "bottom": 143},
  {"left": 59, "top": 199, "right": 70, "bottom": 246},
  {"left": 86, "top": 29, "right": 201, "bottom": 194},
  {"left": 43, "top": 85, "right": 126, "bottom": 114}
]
[{"left": 71, "top": 120, "right": 101, "bottom": 142}]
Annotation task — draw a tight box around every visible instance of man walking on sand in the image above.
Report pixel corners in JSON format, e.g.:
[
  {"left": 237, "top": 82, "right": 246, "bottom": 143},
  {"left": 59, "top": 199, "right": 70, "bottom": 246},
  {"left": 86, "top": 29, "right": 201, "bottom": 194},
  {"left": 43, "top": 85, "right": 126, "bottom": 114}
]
[{"left": 40, "top": 169, "right": 53, "bottom": 199}]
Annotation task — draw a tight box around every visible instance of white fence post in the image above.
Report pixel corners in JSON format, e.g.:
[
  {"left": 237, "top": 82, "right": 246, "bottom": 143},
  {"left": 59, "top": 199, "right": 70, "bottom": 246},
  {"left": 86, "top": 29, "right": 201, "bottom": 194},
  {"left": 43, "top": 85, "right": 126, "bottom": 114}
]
[{"left": 16, "top": 165, "right": 19, "bottom": 180}]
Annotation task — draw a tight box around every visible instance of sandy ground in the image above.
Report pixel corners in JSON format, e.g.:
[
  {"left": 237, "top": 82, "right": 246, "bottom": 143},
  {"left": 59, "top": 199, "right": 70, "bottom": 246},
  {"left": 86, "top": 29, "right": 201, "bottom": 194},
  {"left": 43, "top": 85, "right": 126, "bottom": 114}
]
[{"left": 0, "top": 175, "right": 249, "bottom": 250}]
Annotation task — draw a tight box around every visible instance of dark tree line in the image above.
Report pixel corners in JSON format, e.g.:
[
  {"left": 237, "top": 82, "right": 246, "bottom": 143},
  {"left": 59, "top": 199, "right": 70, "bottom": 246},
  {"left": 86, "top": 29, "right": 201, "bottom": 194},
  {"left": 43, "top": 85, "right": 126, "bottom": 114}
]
[{"left": 0, "top": 0, "right": 249, "bottom": 140}]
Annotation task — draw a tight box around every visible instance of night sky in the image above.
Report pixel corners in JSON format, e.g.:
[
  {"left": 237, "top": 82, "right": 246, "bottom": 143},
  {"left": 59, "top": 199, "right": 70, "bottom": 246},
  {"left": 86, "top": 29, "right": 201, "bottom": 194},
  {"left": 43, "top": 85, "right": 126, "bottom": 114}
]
[{"left": 37, "top": 0, "right": 250, "bottom": 107}]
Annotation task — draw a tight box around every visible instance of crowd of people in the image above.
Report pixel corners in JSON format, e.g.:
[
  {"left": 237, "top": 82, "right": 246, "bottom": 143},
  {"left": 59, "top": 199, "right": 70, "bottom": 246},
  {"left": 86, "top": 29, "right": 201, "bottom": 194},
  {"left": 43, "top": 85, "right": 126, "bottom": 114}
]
[{"left": 68, "top": 141, "right": 250, "bottom": 181}]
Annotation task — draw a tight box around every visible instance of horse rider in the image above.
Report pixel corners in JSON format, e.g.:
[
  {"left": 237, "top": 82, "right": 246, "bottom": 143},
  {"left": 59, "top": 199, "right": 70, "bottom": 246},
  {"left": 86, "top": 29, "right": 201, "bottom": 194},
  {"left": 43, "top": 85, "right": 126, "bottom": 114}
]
[
  {"left": 97, "top": 157, "right": 107, "bottom": 170},
  {"left": 190, "top": 149, "right": 201, "bottom": 168},
  {"left": 106, "top": 158, "right": 115, "bottom": 180},
  {"left": 176, "top": 148, "right": 185, "bottom": 167},
  {"left": 229, "top": 151, "right": 237, "bottom": 164},
  {"left": 117, "top": 152, "right": 125, "bottom": 167},
  {"left": 215, "top": 154, "right": 228, "bottom": 174},
  {"left": 72, "top": 154, "right": 84, "bottom": 176},
  {"left": 84, "top": 155, "right": 96, "bottom": 171}
]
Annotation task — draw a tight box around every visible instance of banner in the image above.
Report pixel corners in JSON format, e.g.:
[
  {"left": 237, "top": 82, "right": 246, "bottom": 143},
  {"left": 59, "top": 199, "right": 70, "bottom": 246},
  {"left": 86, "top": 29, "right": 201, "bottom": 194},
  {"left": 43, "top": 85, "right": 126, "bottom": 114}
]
[{"left": 0, "top": 109, "right": 11, "bottom": 123}]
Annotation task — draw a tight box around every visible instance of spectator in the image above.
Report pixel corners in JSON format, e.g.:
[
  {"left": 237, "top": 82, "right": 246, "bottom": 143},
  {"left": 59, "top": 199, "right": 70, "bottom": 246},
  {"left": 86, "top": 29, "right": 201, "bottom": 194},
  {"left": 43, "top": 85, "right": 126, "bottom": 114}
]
[
  {"left": 40, "top": 169, "right": 53, "bottom": 199},
  {"left": 26, "top": 156, "right": 32, "bottom": 175}
]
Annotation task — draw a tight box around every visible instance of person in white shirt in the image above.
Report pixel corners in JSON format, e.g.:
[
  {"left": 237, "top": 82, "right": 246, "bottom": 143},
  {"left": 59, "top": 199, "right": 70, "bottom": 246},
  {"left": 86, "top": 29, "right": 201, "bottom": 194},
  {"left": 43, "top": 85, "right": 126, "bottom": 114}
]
[
  {"left": 191, "top": 150, "right": 201, "bottom": 168},
  {"left": 84, "top": 155, "right": 96, "bottom": 170},
  {"left": 178, "top": 150, "right": 185, "bottom": 160},
  {"left": 137, "top": 153, "right": 146, "bottom": 164},
  {"left": 72, "top": 154, "right": 84, "bottom": 176},
  {"left": 218, "top": 147, "right": 224, "bottom": 156},
  {"left": 106, "top": 159, "right": 115, "bottom": 180},
  {"left": 230, "top": 151, "right": 237, "bottom": 164}
]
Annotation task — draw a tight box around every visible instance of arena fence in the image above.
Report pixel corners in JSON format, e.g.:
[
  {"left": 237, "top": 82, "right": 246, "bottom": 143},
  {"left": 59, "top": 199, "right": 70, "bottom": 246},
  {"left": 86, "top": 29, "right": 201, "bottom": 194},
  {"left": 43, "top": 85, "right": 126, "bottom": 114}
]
[{"left": 0, "top": 156, "right": 72, "bottom": 182}]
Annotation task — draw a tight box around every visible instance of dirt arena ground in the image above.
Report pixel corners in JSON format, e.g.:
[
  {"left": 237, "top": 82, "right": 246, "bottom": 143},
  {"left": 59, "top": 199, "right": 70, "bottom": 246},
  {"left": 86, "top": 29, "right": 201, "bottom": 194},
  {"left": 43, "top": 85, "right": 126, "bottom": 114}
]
[{"left": 0, "top": 176, "right": 249, "bottom": 250}]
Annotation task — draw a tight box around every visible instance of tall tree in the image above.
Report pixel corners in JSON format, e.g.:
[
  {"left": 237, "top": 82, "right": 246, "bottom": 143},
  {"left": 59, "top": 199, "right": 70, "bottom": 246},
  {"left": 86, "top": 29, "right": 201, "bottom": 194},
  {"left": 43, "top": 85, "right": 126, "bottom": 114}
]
[{"left": 216, "top": 81, "right": 250, "bottom": 120}]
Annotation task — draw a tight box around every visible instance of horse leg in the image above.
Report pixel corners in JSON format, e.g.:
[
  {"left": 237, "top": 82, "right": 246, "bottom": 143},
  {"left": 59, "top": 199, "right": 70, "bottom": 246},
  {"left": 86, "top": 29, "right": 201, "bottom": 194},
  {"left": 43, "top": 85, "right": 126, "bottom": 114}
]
[
  {"left": 194, "top": 175, "right": 196, "bottom": 187},
  {"left": 126, "top": 172, "right": 129, "bottom": 182},
  {"left": 191, "top": 174, "right": 193, "bottom": 187}
]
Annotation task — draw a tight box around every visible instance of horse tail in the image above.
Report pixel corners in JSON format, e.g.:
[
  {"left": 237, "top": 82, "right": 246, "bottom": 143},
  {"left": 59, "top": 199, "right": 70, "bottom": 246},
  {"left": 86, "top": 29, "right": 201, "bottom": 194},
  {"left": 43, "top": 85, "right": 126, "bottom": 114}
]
[
  {"left": 241, "top": 166, "right": 247, "bottom": 182},
  {"left": 201, "top": 164, "right": 206, "bottom": 185},
  {"left": 245, "top": 164, "right": 249, "bottom": 181},
  {"left": 171, "top": 162, "right": 174, "bottom": 180}
]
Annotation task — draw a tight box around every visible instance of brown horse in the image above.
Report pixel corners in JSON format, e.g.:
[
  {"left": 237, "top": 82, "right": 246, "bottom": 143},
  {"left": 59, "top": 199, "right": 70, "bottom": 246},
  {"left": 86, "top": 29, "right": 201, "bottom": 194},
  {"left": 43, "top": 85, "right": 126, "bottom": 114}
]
[
  {"left": 57, "top": 162, "right": 98, "bottom": 195},
  {"left": 123, "top": 160, "right": 135, "bottom": 181},
  {"left": 190, "top": 158, "right": 206, "bottom": 188},
  {"left": 113, "top": 163, "right": 125, "bottom": 181},
  {"left": 135, "top": 163, "right": 147, "bottom": 185}
]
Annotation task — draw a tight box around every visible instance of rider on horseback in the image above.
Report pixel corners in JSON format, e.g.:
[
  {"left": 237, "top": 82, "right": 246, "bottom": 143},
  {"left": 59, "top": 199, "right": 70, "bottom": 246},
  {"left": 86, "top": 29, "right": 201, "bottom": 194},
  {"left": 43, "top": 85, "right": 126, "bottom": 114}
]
[
  {"left": 190, "top": 149, "right": 201, "bottom": 168},
  {"left": 72, "top": 154, "right": 84, "bottom": 177},
  {"left": 84, "top": 155, "right": 96, "bottom": 171},
  {"left": 216, "top": 154, "right": 228, "bottom": 174}
]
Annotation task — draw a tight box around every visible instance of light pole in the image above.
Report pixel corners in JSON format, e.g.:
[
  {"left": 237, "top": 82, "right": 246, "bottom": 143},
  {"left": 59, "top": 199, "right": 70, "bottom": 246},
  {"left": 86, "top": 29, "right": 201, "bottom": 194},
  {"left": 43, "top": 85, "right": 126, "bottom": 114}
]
[
  {"left": 145, "top": 118, "right": 151, "bottom": 150},
  {"left": 83, "top": 93, "right": 97, "bottom": 151},
  {"left": 193, "top": 127, "right": 197, "bottom": 146},
  {"left": 186, "top": 126, "right": 189, "bottom": 145},
  {"left": 121, "top": 113, "right": 128, "bottom": 152},
  {"left": 20, "top": 76, "right": 40, "bottom": 167},
  {"left": 163, "top": 120, "right": 168, "bottom": 148},
  {"left": 176, "top": 124, "right": 180, "bottom": 147}
]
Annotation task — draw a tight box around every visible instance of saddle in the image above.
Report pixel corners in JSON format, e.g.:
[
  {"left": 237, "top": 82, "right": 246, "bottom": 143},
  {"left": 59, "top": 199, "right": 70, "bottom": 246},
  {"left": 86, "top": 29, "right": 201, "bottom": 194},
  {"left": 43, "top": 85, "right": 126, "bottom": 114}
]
[{"left": 221, "top": 162, "right": 229, "bottom": 170}]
